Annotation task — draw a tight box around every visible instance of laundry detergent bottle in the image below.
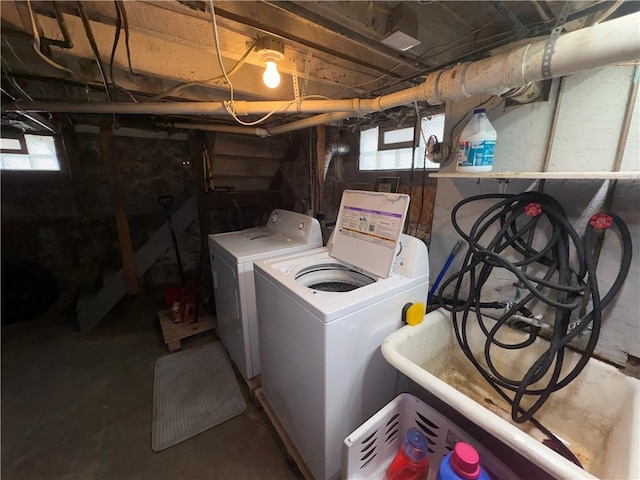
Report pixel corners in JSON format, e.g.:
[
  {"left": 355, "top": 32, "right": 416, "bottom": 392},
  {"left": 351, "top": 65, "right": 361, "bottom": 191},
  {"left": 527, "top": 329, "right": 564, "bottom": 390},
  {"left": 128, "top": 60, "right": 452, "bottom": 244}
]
[
  {"left": 435, "top": 442, "right": 490, "bottom": 480},
  {"left": 384, "top": 427, "right": 430, "bottom": 480},
  {"left": 456, "top": 108, "right": 497, "bottom": 173}
]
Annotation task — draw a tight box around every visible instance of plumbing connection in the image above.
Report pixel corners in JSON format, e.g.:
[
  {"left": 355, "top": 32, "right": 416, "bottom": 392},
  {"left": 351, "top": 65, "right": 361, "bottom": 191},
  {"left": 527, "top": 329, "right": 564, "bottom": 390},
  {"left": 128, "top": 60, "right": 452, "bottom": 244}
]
[{"left": 437, "top": 191, "right": 632, "bottom": 466}]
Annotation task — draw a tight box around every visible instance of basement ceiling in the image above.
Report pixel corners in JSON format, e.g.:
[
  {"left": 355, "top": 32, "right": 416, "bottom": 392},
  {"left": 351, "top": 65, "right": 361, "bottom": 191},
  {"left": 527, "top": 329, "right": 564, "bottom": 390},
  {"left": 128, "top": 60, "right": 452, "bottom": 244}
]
[{"left": 0, "top": 1, "right": 637, "bottom": 129}]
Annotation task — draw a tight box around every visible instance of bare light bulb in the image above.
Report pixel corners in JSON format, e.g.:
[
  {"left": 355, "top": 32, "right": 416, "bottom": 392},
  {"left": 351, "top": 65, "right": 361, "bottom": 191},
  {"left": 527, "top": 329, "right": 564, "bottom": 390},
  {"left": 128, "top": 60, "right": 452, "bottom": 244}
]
[{"left": 263, "top": 61, "right": 280, "bottom": 88}]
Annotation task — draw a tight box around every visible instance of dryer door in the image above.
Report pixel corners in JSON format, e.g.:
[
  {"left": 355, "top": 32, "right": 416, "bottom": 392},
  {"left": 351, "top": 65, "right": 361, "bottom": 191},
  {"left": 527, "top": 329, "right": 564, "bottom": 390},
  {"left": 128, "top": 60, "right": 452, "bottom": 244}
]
[{"left": 212, "top": 253, "right": 246, "bottom": 375}]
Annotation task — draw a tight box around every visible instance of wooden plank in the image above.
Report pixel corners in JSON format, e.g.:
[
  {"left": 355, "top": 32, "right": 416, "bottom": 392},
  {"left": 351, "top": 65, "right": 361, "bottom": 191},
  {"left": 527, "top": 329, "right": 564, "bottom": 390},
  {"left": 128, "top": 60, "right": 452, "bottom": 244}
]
[
  {"left": 254, "top": 388, "right": 314, "bottom": 480},
  {"left": 213, "top": 133, "right": 288, "bottom": 158},
  {"left": 77, "top": 197, "right": 198, "bottom": 333},
  {"left": 212, "top": 157, "right": 278, "bottom": 177},
  {"left": 429, "top": 171, "right": 640, "bottom": 179},
  {"left": 158, "top": 309, "right": 216, "bottom": 350},
  {"left": 203, "top": 190, "right": 282, "bottom": 209},
  {"left": 214, "top": 176, "right": 273, "bottom": 191},
  {"left": 100, "top": 124, "right": 139, "bottom": 294}
]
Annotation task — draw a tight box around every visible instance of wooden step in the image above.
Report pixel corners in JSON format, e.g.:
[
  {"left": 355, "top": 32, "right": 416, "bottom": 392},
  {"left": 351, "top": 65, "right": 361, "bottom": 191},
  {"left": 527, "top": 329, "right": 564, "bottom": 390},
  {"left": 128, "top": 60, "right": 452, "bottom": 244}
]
[{"left": 77, "top": 196, "right": 198, "bottom": 333}]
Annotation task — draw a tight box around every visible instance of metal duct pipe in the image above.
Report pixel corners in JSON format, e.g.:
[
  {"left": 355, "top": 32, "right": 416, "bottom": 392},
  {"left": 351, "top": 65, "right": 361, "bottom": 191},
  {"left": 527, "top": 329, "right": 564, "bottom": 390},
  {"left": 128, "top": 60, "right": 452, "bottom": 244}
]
[
  {"left": 324, "top": 143, "right": 349, "bottom": 180},
  {"left": 5, "top": 12, "right": 639, "bottom": 117}
]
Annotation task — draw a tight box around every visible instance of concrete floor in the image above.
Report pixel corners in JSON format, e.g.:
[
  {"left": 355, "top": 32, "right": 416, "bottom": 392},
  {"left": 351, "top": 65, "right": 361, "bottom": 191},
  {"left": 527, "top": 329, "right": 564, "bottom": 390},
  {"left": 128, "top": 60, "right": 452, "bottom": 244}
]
[{"left": 1, "top": 294, "right": 300, "bottom": 480}]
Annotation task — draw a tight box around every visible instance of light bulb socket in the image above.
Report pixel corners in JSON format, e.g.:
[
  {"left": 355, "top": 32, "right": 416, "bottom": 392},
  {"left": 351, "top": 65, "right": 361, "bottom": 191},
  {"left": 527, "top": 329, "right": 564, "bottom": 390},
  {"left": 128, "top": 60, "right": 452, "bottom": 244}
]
[{"left": 256, "top": 36, "right": 285, "bottom": 63}]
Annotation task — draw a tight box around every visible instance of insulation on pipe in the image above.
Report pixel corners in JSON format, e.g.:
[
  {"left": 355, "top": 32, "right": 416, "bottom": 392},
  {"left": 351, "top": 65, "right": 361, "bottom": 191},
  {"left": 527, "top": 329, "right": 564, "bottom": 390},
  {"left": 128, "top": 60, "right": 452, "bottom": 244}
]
[{"left": 5, "top": 12, "right": 639, "bottom": 119}]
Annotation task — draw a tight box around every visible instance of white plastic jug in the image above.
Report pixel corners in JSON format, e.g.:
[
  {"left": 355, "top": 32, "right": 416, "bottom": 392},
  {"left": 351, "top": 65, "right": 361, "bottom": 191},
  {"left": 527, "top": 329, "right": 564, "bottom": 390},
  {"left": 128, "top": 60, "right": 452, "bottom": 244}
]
[{"left": 456, "top": 108, "right": 497, "bottom": 173}]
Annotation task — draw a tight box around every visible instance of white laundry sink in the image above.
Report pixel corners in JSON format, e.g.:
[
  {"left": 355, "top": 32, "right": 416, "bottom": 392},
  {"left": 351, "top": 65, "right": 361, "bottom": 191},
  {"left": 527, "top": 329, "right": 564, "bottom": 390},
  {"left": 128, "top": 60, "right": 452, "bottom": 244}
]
[{"left": 381, "top": 308, "right": 640, "bottom": 480}]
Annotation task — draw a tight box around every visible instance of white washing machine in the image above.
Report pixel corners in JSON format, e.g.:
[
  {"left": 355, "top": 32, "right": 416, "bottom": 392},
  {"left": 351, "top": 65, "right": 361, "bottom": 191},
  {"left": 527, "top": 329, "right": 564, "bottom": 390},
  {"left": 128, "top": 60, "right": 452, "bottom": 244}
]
[
  {"left": 254, "top": 190, "right": 429, "bottom": 480},
  {"left": 208, "top": 209, "right": 322, "bottom": 380}
]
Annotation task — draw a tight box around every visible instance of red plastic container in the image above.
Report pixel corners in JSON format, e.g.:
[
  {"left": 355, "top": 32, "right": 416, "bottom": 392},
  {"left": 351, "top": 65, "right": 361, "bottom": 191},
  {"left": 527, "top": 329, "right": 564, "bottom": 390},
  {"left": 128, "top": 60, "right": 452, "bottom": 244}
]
[{"left": 384, "top": 427, "right": 430, "bottom": 480}]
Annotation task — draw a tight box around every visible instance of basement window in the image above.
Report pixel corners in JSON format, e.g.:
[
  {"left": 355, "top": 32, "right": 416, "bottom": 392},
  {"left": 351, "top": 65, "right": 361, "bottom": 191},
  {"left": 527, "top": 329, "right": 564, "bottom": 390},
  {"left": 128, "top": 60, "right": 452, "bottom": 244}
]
[
  {"left": 0, "top": 133, "right": 60, "bottom": 171},
  {"left": 359, "top": 114, "right": 445, "bottom": 171}
]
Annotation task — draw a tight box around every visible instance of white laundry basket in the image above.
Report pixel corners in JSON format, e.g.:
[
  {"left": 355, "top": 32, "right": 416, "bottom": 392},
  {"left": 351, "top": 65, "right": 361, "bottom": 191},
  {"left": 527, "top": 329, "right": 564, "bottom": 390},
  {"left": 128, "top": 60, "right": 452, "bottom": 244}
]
[{"left": 342, "top": 393, "right": 517, "bottom": 480}]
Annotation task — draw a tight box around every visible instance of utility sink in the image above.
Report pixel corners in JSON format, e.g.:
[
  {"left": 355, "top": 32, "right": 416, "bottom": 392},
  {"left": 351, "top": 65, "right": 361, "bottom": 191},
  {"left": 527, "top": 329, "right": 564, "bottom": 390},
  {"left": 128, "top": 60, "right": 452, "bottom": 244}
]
[{"left": 381, "top": 308, "right": 640, "bottom": 480}]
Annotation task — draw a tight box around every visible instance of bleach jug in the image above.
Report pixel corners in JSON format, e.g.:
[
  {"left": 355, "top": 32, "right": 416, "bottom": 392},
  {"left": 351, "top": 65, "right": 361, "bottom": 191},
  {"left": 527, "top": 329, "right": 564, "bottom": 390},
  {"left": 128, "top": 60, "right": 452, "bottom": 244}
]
[
  {"left": 436, "top": 442, "right": 490, "bottom": 480},
  {"left": 456, "top": 108, "right": 497, "bottom": 173}
]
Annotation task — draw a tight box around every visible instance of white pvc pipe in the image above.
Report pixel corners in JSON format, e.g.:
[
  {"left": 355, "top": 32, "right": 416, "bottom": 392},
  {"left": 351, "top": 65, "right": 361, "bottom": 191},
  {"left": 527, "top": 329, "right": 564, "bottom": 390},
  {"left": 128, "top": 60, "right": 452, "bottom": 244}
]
[
  {"left": 268, "top": 112, "right": 355, "bottom": 135},
  {"left": 158, "top": 121, "right": 269, "bottom": 137},
  {"left": 6, "top": 12, "right": 640, "bottom": 124},
  {"left": 158, "top": 111, "right": 354, "bottom": 136}
]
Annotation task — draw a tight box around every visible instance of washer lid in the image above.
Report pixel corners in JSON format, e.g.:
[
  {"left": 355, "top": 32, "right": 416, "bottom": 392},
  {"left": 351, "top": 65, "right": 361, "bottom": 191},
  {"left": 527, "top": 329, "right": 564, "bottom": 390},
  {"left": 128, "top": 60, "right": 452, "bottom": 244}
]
[{"left": 331, "top": 190, "right": 409, "bottom": 279}]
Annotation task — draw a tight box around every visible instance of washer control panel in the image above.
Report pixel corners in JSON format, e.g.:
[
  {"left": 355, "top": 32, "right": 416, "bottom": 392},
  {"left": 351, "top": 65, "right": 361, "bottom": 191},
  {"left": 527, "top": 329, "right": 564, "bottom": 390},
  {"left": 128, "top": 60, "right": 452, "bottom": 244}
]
[
  {"left": 267, "top": 209, "right": 322, "bottom": 243},
  {"left": 392, "top": 234, "right": 429, "bottom": 278}
]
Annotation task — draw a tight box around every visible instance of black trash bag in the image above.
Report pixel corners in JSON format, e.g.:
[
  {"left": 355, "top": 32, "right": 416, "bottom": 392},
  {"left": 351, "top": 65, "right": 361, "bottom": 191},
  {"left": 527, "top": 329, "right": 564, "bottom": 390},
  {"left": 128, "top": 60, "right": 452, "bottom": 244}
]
[{"left": 1, "top": 260, "right": 59, "bottom": 325}]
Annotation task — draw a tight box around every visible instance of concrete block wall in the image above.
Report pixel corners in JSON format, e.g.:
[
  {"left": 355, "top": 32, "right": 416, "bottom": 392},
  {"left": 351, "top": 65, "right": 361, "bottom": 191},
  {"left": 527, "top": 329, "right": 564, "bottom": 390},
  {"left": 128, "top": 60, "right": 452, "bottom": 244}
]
[
  {"left": 1, "top": 130, "right": 197, "bottom": 306},
  {"left": 2, "top": 124, "right": 295, "bottom": 317}
]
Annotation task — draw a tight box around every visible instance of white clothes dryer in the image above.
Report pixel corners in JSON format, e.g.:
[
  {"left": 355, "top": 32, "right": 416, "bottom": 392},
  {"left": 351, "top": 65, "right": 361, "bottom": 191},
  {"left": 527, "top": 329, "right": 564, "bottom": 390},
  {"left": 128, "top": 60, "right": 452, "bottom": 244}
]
[
  {"left": 208, "top": 209, "right": 322, "bottom": 380},
  {"left": 254, "top": 191, "right": 429, "bottom": 480}
]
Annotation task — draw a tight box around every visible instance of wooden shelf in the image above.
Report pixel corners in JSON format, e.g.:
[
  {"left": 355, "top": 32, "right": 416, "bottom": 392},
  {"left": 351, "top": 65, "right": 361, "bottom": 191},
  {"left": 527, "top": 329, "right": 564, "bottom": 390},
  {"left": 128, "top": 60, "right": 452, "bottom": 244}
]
[{"left": 429, "top": 171, "right": 640, "bottom": 180}]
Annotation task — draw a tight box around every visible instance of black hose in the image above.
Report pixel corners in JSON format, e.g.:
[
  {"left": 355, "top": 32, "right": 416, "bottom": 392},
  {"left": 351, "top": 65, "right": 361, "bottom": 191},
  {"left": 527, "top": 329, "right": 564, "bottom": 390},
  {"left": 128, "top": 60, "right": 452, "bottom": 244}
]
[{"left": 437, "top": 191, "right": 632, "bottom": 467}]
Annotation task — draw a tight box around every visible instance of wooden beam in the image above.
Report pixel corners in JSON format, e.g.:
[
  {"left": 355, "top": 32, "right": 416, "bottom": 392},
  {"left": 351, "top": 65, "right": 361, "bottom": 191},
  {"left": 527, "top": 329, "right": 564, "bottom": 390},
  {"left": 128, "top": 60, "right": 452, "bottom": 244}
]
[
  {"left": 203, "top": 190, "right": 283, "bottom": 209},
  {"left": 100, "top": 124, "right": 139, "bottom": 294}
]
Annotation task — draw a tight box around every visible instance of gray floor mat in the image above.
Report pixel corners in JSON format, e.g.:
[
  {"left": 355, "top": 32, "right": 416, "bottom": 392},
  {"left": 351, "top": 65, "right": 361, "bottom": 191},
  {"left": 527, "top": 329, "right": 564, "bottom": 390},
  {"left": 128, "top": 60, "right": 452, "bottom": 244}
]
[{"left": 152, "top": 341, "right": 246, "bottom": 451}]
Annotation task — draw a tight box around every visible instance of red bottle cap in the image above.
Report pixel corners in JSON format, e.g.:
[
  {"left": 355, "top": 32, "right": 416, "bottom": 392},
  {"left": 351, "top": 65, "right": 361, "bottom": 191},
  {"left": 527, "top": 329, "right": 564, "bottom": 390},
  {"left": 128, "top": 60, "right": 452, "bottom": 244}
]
[{"left": 450, "top": 442, "right": 481, "bottom": 479}]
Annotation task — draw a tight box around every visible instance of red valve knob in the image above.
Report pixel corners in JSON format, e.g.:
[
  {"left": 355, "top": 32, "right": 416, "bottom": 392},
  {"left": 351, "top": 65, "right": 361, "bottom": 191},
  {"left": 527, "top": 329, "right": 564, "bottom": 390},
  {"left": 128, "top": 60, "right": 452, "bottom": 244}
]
[
  {"left": 590, "top": 213, "right": 613, "bottom": 230},
  {"left": 525, "top": 203, "right": 542, "bottom": 217}
]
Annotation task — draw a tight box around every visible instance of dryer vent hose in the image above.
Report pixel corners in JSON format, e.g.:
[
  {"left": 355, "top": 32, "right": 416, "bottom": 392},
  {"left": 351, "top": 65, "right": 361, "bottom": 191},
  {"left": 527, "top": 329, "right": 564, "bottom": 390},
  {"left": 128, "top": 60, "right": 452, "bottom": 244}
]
[{"left": 324, "top": 144, "right": 349, "bottom": 181}]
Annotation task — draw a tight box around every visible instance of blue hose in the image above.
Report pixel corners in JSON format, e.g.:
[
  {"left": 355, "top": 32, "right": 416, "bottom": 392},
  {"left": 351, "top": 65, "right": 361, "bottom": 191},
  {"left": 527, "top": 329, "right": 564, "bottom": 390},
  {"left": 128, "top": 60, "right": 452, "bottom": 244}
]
[{"left": 427, "top": 240, "right": 463, "bottom": 302}]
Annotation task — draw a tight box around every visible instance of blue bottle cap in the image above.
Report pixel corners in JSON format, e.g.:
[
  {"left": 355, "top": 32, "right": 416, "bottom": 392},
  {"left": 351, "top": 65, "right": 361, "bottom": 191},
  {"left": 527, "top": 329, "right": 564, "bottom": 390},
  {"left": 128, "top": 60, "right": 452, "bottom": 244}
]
[
  {"left": 473, "top": 108, "right": 486, "bottom": 114},
  {"left": 402, "top": 427, "right": 429, "bottom": 462}
]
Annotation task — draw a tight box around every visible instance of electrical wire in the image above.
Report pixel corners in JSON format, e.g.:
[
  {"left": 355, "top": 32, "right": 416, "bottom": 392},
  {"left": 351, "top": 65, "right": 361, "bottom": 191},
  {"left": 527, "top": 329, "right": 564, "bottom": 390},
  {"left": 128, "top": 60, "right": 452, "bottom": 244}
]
[
  {"left": 369, "top": 32, "right": 520, "bottom": 95},
  {"left": 207, "top": 0, "right": 234, "bottom": 103},
  {"left": 334, "top": 63, "right": 404, "bottom": 97},
  {"left": 109, "top": 0, "right": 122, "bottom": 92},
  {"left": 143, "top": 43, "right": 256, "bottom": 102},
  {"left": 116, "top": 1, "right": 134, "bottom": 75},
  {"left": 77, "top": 2, "right": 112, "bottom": 103},
  {"left": 417, "top": 30, "right": 512, "bottom": 64},
  {"left": 26, "top": 0, "right": 76, "bottom": 76},
  {"left": 227, "top": 95, "right": 332, "bottom": 127},
  {"left": 437, "top": 192, "right": 632, "bottom": 466},
  {"left": 206, "top": 0, "right": 334, "bottom": 127},
  {"left": 592, "top": 0, "right": 624, "bottom": 25}
]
